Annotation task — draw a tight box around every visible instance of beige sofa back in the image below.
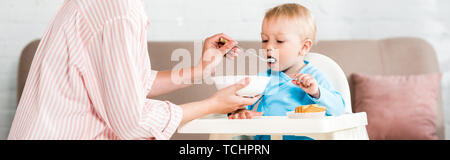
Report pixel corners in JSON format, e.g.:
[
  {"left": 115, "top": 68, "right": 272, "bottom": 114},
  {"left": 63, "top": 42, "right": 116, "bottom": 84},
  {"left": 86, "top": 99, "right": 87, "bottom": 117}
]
[{"left": 18, "top": 37, "right": 444, "bottom": 139}]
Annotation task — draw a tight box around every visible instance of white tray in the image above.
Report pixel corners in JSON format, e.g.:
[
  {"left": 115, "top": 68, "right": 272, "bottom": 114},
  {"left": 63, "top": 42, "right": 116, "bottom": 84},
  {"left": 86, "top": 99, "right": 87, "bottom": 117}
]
[
  {"left": 286, "top": 111, "right": 326, "bottom": 119},
  {"left": 178, "top": 112, "right": 368, "bottom": 134}
]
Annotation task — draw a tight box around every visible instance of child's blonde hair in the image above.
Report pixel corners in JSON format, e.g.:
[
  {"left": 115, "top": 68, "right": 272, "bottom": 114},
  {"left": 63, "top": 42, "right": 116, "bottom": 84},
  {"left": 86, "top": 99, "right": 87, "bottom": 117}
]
[{"left": 264, "top": 3, "right": 317, "bottom": 43}]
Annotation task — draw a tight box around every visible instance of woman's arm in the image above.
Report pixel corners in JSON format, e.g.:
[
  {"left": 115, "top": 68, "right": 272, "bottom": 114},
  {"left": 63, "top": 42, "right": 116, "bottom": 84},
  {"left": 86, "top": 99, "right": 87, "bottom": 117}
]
[
  {"left": 147, "top": 66, "right": 201, "bottom": 98},
  {"left": 96, "top": 17, "right": 185, "bottom": 140},
  {"left": 147, "top": 33, "right": 239, "bottom": 98},
  {"left": 179, "top": 78, "right": 261, "bottom": 126},
  {"left": 96, "top": 15, "right": 256, "bottom": 139}
]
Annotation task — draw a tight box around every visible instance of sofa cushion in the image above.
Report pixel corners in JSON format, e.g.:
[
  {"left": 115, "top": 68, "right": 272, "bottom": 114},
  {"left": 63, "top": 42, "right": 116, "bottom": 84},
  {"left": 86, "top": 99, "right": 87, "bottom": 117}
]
[{"left": 351, "top": 73, "right": 441, "bottom": 140}]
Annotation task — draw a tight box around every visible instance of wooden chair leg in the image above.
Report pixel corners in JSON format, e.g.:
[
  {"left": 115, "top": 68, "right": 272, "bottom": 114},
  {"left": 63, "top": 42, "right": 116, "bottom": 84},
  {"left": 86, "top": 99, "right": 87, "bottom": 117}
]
[{"left": 271, "top": 135, "right": 283, "bottom": 140}]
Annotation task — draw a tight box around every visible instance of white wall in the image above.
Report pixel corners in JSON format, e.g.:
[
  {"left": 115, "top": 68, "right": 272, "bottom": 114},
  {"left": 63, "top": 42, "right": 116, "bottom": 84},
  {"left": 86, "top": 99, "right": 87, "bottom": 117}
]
[{"left": 0, "top": 0, "right": 449, "bottom": 139}]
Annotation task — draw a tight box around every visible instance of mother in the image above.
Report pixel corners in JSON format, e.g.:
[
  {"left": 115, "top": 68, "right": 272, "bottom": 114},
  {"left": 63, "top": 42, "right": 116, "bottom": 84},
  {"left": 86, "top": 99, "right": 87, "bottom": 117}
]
[{"left": 8, "top": 0, "right": 259, "bottom": 140}]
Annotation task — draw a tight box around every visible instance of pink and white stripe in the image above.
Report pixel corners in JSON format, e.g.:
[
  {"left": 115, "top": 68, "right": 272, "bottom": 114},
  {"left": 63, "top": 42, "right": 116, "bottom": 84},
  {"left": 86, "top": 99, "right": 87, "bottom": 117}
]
[{"left": 8, "top": 0, "right": 182, "bottom": 140}]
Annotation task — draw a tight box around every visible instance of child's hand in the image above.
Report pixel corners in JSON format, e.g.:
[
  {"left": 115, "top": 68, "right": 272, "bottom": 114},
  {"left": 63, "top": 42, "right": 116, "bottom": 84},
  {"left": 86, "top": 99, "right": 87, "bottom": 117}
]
[
  {"left": 291, "top": 73, "right": 320, "bottom": 98},
  {"left": 228, "top": 109, "right": 263, "bottom": 119}
]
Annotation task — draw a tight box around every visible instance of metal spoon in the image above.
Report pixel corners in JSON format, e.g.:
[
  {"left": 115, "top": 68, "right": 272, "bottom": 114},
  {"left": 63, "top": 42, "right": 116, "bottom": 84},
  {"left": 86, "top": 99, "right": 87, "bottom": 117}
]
[{"left": 218, "top": 37, "right": 277, "bottom": 63}]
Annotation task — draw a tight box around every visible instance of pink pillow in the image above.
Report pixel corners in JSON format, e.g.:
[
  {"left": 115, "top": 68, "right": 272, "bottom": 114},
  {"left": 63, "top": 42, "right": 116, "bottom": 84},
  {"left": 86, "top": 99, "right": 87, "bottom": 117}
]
[{"left": 351, "top": 73, "right": 441, "bottom": 140}]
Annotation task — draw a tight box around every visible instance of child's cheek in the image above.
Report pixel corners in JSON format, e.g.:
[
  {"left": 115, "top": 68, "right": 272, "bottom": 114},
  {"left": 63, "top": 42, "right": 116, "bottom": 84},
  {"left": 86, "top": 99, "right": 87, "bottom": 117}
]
[{"left": 279, "top": 49, "right": 296, "bottom": 65}]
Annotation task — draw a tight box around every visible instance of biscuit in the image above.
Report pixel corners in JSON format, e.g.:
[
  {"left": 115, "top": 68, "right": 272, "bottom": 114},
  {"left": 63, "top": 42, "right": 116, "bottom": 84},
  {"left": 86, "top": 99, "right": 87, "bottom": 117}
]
[{"left": 294, "top": 104, "right": 326, "bottom": 113}]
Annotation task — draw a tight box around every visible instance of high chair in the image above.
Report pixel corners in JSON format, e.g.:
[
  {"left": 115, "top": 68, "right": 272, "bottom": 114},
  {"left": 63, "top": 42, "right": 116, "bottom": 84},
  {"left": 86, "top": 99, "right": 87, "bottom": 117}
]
[{"left": 177, "top": 52, "right": 369, "bottom": 140}]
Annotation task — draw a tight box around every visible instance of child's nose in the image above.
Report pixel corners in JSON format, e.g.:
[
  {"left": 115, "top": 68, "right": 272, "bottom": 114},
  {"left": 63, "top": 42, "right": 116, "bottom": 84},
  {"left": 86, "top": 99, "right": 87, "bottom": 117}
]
[
  {"left": 266, "top": 46, "right": 275, "bottom": 55},
  {"left": 265, "top": 43, "right": 274, "bottom": 50}
]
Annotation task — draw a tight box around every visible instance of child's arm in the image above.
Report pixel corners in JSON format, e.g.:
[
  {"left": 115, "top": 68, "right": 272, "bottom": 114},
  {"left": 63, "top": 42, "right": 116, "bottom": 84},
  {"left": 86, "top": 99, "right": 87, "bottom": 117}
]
[
  {"left": 292, "top": 73, "right": 320, "bottom": 98},
  {"left": 292, "top": 73, "right": 346, "bottom": 116}
]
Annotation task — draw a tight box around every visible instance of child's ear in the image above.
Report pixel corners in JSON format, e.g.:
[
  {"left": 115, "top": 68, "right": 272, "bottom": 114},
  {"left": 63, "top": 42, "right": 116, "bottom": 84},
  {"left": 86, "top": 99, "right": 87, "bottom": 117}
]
[{"left": 299, "top": 39, "right": 313, "bottom": 56}]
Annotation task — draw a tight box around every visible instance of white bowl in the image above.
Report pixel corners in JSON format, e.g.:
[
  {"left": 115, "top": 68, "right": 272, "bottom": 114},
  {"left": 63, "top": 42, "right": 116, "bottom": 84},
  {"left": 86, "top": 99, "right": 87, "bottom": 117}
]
[{"left": 210, "top": 75, "right": 270, "bottom": 97}]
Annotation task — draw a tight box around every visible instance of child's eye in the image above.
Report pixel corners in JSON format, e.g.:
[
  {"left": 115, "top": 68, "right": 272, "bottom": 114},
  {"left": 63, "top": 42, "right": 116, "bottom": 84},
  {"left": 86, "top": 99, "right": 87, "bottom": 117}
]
[
  {"left": 262, "top": 40, "right": 268, "bottom": 43},
  {"left": 277, "top": 40, "right": 284, "bottom": 43}
]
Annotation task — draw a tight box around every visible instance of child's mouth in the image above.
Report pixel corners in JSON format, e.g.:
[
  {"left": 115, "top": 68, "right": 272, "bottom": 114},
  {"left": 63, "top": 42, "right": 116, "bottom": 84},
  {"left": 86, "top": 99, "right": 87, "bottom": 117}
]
[{"left": 267, "top": 56, "right": 277, "bottom": 65}]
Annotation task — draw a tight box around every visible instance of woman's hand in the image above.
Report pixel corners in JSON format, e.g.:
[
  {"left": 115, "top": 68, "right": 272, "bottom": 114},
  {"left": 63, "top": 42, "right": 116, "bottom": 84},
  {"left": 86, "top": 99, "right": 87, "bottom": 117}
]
[
  {"left": 228, "top": 109, "right": 264, "bottom": 119},
  {"left": 291, "top": 73, "right": 320, "bottom": 98},
  {"left": 195, "top": 33, "right": 240, "bottom": 77},
  {"left": 207, "top": 77, "right": 261, "bottom": 114},
  {"left": 178, "top": 77, "right": 261, "bottom": 126}
]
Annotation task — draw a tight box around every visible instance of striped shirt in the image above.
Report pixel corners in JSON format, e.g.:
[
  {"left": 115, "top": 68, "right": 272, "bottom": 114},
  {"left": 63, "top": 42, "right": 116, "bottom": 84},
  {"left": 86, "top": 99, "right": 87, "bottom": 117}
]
[{"left": 8, "top": 0, "right": 182, "bottom": 140}]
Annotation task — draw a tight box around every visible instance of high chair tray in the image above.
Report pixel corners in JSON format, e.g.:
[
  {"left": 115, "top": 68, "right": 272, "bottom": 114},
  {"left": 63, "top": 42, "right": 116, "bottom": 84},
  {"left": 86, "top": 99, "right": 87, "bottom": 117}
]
[{"left": 177, "top": 112, "right": 367, "bottom": 134}]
